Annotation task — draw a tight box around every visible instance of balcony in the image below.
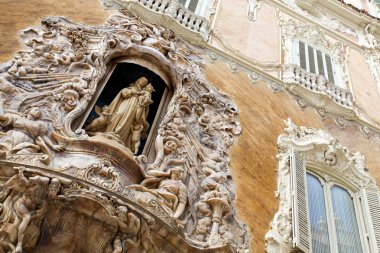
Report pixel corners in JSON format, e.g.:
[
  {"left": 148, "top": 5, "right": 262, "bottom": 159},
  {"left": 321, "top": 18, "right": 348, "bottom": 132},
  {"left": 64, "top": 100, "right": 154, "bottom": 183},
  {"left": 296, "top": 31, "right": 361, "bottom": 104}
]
[
  {"left": 283, "top": 64, "right": 355, "bottom": 119},
  {"left": 103, "top": 0, "right": 211, "bottom": 45}
]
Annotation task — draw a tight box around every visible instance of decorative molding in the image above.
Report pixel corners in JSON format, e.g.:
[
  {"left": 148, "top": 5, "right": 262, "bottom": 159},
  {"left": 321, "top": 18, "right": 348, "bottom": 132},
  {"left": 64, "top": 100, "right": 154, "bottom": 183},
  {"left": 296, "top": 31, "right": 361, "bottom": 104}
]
[
  {"left": 100, "top": 0, "right": 211, "bottom": 46},
  {"left": 0, "top": 13, "right": 249, "bottom": 252},
  {"left": 282, "top": 64, "right": 354, "bottom": 117},
  {"left": 265, "top": 118, "right": 378, "bottom": 252},
  {"left": 278, "top": 0, "right": 358, "bottom": 37},
  {"left": 204, "top": 48, "right": 380, "bottom": 140},
  {"left": 247, "top": 0, "right": 259, "bottom": 21}
]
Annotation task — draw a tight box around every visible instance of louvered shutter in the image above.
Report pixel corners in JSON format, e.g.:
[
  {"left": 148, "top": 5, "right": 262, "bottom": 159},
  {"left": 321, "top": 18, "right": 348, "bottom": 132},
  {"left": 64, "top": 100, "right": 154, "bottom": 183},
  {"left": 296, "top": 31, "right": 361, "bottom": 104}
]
[
  {"left": 291, "top": 149, "right": 312, "bottom": 252},
  {"left": 299, "top": 41, "right": 307, "bottom": 70},
  {"left": 363, "top": 188, "right": 380, "bottom": 253},
  {"left": 308, "top": 45, "right": 316, "bottom": 74},
  {"left": 325, "top": 54, "right": 335, "bottom": 84}
]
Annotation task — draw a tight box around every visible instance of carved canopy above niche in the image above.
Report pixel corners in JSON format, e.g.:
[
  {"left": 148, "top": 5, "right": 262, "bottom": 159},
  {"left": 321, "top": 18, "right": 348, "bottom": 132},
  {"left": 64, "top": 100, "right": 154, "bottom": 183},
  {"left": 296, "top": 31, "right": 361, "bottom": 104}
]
[{"left": 0, "top": 11, "right": 249, "bottom": 252}]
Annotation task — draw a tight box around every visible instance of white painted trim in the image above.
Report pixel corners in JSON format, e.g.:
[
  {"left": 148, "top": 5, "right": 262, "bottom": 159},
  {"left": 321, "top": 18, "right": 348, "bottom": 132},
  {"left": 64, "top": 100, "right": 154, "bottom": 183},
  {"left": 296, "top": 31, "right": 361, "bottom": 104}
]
[{"left": 265, "top": 119, "right": 380, "bottom": 253}]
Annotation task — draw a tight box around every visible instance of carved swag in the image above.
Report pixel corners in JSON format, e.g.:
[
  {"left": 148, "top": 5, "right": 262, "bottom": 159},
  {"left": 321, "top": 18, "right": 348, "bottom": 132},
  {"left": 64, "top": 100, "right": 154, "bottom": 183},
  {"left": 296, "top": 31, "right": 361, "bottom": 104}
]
[{"left": 0, "top": 11, "right": 249, "bottom": 253}]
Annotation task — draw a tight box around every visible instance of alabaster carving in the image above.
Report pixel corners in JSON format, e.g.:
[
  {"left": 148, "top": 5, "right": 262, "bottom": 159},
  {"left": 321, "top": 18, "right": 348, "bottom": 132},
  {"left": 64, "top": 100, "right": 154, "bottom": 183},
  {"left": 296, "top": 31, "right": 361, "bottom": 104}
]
[
  {"left": 265, "top": 118, "right": 378, "bottom": 252},
  {"left": 0, "top": 11, "right": 249, "bottom": 252},
  {"left": 86, "top": 77, "right": 153, "bottom": 154}
]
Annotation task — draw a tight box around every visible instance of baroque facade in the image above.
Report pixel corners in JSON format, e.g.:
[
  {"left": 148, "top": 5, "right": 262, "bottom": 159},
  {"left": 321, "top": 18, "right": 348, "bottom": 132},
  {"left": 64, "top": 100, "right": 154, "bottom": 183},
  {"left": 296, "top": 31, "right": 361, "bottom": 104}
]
[{"left": 1, "top": 0, "right": 380, "bottom": 252}]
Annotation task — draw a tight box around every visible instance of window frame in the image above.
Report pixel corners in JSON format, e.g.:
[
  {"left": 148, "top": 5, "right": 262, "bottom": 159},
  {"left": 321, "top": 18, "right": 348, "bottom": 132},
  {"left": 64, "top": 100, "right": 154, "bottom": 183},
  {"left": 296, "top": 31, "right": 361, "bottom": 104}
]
[
  {"left": 305, "top": 167, "right": 370, "bottom": 253},
  {"left": 265, "top": 120, "right": 380, "bottom": 253},
  {"left": 293, "top": 39, "right": 344, "bottom": 89}
]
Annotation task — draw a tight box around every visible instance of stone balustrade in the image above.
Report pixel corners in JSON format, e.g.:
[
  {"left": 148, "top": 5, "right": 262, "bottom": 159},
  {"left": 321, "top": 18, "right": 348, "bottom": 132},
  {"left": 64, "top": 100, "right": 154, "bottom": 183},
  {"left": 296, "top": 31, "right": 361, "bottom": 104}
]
[
  {"left": 283, "top": 64, "right": 353, "bottom": 108},
  {"left": 137, "top": 0, "right": 209, "bottom": 37},
  {"left": 106, "top": 0, "right": 211, "bottom": 42}
]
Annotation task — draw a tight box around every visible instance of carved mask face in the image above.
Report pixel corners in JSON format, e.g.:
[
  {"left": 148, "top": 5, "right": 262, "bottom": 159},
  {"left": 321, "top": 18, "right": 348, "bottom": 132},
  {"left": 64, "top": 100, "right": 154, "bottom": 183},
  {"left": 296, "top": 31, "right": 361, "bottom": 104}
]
[
  {"left": 62, "top": 90, "right": 79, "bottom": 111},
  {"left": 164, "top": 140, "right": 177, "bottom": 154},
  {"left": 28, "top": 107, "right": 41, "bottom": 119},
  {"left": 116, "top": 206, "right": 128, "bottom": 222}
]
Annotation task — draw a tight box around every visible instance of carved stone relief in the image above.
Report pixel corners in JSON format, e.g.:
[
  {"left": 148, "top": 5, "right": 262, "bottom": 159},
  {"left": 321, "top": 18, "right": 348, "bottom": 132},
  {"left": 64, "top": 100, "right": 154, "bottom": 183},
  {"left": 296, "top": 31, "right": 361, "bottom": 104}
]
[
  {"left": 265, "top": 119, "right": 378, "bottom": 252},
  {"left": 0, "top": 11, "right": 249, "bottom": 253}
]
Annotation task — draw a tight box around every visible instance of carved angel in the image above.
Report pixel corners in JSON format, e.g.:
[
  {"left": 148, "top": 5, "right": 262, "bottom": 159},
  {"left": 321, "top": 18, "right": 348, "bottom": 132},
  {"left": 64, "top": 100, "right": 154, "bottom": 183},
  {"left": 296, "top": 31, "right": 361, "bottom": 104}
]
[
  {"left": 85, "top": 105, "right": 112, "bottom": 132},
  {"left": 0, "top": 170, "right": 50, "bottom": 253},
  {"left": 129, "top": 167, "right": 187, "bottom": 220},
  {"left": 0, "top": 103, "right": 63, "bottom": 162}
]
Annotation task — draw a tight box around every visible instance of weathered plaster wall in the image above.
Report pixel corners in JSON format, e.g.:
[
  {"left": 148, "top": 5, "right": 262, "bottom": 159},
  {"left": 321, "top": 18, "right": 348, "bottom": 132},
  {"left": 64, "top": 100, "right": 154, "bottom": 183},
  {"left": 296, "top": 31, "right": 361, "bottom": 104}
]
[
  {"left": 348, "top": 48, "right": 380, "bottom": 125},
  {"left": 0, "top": 0, "right": 117, "bottom": 62},
  {"left": 214, "top": 1, "right": 280, "bottom": 64},
  {"left": 1, "top": 1, "right": 380, "bottom": 252},
  {"left": 203, "top": 60, "right": 380, "bottom": 252}
]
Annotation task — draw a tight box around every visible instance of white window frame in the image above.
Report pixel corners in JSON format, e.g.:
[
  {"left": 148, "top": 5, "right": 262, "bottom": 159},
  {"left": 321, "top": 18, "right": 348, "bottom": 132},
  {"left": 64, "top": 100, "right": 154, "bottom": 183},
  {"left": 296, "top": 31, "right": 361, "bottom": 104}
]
[
  {"left": 265, "top": 119, "right": 380, "bottom": 253},
  {"left": 293, "top": 39, "right": 344, "bottom": 89},
  {"left": 305, "top": 168, "right": 370, "bottom": 253}
]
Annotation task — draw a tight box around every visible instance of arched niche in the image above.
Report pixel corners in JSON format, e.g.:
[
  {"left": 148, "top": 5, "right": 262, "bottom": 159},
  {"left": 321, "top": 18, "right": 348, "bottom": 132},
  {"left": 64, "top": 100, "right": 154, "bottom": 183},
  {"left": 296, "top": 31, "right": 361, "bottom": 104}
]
[
  {"left": 77, "top": 61, "right": 173, "bottom": 158},
  {"left": 0, "top": 13, "right": 250, "bottom": 252}
]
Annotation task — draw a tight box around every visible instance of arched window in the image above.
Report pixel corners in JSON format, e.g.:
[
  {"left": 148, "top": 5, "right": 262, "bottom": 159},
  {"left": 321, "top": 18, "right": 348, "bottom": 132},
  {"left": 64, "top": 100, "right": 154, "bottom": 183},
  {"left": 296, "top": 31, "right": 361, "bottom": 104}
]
[
  {"left": 306, "top": 172, "right": 363, "bottom": 253},
  {"left": 265, "top": 120, "right": 380, "bottom": 253}
]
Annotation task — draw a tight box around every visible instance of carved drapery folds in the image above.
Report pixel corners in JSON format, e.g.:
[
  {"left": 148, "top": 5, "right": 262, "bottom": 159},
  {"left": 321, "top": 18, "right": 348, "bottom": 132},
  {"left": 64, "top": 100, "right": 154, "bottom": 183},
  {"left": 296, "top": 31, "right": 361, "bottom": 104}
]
[{"left": 0, "top": 12, "right": 249, "bottom": 253}]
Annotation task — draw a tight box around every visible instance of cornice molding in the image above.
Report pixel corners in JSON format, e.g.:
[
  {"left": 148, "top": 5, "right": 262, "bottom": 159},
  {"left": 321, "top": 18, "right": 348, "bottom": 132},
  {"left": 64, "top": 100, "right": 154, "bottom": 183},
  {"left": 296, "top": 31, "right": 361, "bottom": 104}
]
[{"left": 204, "top": 47, "right": 380, "bottom": 140}]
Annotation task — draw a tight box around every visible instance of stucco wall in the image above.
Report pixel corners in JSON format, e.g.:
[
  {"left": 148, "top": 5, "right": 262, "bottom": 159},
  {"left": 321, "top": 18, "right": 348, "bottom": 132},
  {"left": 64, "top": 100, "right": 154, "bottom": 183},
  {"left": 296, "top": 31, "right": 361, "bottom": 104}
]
[
  {"left": 0, "top": 1, "right": 380, "bottom": 252},
  {"left": 214, "top": 1, "right": 280, "bottom": 64},
  {"left": 203, "top": 60, "right": 380, "bottom": 252},
  {"left": 0, "top": 0, "right": 117, "bottom": 62}
]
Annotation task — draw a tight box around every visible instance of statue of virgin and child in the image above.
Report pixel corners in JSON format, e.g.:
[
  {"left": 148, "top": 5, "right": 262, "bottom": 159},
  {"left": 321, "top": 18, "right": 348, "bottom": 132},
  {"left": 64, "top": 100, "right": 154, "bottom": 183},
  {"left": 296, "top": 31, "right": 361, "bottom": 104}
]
[{"left": 86, "top": 77, "right": 154, "bottom": 154}]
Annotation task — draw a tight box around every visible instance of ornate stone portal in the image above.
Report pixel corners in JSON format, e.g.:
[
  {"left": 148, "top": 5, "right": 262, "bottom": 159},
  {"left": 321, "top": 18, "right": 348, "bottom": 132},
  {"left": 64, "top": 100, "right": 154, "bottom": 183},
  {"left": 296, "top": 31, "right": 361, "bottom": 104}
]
[{"left": 0, "top": 11, "right": 249, "bottom": 253}]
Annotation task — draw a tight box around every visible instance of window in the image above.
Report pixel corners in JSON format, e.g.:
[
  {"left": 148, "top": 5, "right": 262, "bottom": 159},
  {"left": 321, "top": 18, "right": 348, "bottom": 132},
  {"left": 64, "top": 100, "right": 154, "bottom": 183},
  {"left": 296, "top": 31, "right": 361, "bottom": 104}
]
[
  {"left": 291, "top": 150, "right": 380, "bottom": 253},
  {"left": 306, "top": 172, "right": 363, "bottom": 253},
  {"left": 265, "top": 120, "right": 380, "bottom": 253},
  {"left": 177, "top": 0, "right": 214, "bottom": 19},
  {"left": 294, "top": 40, "right": 343, "bottom": 89}
]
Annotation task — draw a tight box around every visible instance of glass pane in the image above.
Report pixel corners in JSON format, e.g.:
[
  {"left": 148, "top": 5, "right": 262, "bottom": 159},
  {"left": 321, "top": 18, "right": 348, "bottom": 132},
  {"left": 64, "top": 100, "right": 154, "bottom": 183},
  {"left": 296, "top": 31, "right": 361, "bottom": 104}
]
[
  {"left": 299, "top": 41, "right": 307, "bottom": 70},
  {"left": 307, "top": 173, "right": 331, "bottom": 253},
  {"left": 188, "top": 0, "right": 199, "bottom": 12},
  {"left": 331, "top": 186, "right": 362, "bottom": 253},
  {"left": 317, "top": 50, "right": 325, "bottom": 76},
  {"left": 308, "top": 46, "right": 316, "bottom": 74}
]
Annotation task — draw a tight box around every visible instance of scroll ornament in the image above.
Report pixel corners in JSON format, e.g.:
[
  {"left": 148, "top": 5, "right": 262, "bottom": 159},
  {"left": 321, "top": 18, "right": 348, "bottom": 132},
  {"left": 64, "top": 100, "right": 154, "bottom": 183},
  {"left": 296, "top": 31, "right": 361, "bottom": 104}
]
[{"left": 0, "top": 11, "right": 249, "bottom": 252}]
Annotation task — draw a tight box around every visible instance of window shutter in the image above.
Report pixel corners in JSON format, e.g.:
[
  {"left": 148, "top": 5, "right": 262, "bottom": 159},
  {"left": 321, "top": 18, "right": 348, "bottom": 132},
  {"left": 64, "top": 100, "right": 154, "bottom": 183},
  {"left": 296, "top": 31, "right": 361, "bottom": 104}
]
[
  {"left": 308, "top": 45, "right": 316, "bottom": 74},
  {"left": 188, "top": 0, "right": 200, "bottom": 12},
  {"left": 299, "top": 41, "right": 307, "bottom": 70},
  {"left": 325, "top": 54, "right": 335, "bottom": 84},
  {"left": 363, "top": 188, "right": 380, "bottom": 253},
  {"left": 291, "top": 149, "right": 312, "bottom": 252},
  {"left": 316, "top": 50, "right": 325, "bottom": 76}
]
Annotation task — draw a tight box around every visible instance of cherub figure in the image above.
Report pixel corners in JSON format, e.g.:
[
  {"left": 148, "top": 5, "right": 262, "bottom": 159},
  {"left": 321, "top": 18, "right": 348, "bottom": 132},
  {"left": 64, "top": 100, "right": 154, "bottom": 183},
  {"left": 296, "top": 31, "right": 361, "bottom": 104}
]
[{"left": 85, "top": 105, "right": 112, "bottom": 132}]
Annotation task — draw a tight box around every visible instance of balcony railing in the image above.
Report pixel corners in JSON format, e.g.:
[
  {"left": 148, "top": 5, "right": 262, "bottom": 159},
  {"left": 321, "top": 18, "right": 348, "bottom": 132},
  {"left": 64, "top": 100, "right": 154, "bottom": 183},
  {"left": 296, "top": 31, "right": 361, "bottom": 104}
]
[
  {"left": 138, "top": 0, "right": 209, "bottom": 35},
  {"left": 283, "top": 65, "right": 354, "bottom": 114},
  {"left": 105, "top": 0, "right": 211, "bottom": 43}
]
